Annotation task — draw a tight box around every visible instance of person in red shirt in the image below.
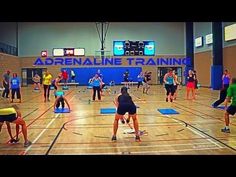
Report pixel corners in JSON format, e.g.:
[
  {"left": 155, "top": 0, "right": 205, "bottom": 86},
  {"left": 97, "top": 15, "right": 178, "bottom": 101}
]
[{"left": 61, "top": 70, "right": 68, "bottom": 86}]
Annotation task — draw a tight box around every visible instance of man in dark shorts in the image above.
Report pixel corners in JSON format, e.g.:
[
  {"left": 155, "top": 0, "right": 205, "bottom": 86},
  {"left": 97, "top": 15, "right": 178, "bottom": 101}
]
[
  {"left": 221, "top": 78, "right": 236, "bottom": 133},
  {"left": 112, "top": 87, "right": 140, "bottom": 142}
]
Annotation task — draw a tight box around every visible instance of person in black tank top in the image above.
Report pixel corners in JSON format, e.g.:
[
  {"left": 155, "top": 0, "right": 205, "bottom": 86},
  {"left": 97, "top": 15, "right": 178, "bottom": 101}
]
[{"left": 112, "top": 87, "right": 140, "bottom": 142}]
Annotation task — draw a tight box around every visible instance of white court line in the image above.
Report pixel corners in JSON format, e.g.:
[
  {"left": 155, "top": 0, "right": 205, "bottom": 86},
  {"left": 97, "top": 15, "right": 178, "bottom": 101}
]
[
  {"left": 22, "top": 114, "right": 60, "bottom": 154},
  {"left": 0, "top": 141, "right": 225, "bottom": 151},
  {"left": 22, "top": 94, "right": 75, "bottom": 155},
  {"left": 41, "top": 142, "right": 219, "bottom": 150},
  {"left": 49, "top": 147, "right": 227, "bottom": 155},
  {"left": 165, "top": 115, "right": 223, "bottom": 148}
]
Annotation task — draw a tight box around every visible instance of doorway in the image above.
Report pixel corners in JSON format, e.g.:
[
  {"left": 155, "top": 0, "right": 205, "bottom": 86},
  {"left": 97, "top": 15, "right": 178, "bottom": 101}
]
[
  {"left": 21, "top": 68, "right": 47, "bottom": 86},
  {"left": 157, "top": 67, "right": 182, "bottom": 85}
]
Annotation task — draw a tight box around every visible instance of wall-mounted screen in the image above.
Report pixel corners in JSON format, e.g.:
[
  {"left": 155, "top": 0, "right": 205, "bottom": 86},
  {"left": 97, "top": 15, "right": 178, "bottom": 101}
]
[
  {"left": 53, "top": 48, "right": 64, "bottom": 57},
  {"left": 144, "top": 41, "right": 155, "bottom": 56},
  {"left": 74, "top": 48, "right": 85, "bottom": 56},
  {"left": 205, "top": 34, "right": 213, "bottom": 45},
  {"left": 113, "top": 40, "right": 155, "bottom": 56},
  {"left": 195, "top": 37, "right": 203, "bottom": 47},
  {"left": 113, "top": 41, "right": 125, "bottom": 56},
  {"left": 224, "top": 23, "right": 236, "bottom": 41}
]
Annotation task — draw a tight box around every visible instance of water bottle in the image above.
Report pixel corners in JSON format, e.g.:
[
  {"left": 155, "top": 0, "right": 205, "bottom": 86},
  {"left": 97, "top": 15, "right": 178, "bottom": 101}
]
[{"left": 88, "top": 99, "right": 91, "bottom": 104}]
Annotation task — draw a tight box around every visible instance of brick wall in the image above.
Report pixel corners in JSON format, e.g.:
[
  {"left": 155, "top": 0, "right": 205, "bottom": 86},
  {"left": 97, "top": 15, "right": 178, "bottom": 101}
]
[{"left": 0, "top": 53, "right": 20, "bottom": 87}]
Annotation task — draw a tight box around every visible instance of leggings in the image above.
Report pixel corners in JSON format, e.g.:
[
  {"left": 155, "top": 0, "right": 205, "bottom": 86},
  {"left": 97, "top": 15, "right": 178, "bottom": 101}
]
[
  {"left": 212, "top": 88, "right": 227, "bottom": 107},
  {"left": 165, "top": 84, "right": 175, "bottom": 96},
  {"left": 11, "top": 88, "right": 21, "bottom": 99},
  {"left": 93, "top": 86, "right": 101, "bottom": 100},
  {"left": 43, "top": 84, "right": 50, "bottom": 99},
  {"left": 137, "top": 81, "right": 143, "bottom": 88}
]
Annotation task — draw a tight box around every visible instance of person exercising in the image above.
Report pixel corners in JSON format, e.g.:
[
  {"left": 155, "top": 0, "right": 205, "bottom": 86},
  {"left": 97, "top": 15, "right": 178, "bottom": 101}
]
[
  {"left": 0, "top": 105, "right": 32, "bottom": 147},
  {"left": 54, "top": 91, "right": 71, "bottom": 111},
  {"left": 112, "top": 86, "right": 140, "bottom": 142}
]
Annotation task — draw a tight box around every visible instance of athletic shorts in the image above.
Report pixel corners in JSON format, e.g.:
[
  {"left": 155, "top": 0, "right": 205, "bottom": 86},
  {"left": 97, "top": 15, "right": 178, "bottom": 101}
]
[
  {"left": 187, "top": 82, "right": 195, "bottom": 89},
  {"left": 227, "top": 105, "right": 236, "bottom": 115},
  {"left": 0, "top": 113, "right": 17, "bottom": 123},
  {"left": 117, "top": 104, "right": 136, "bottom": 115}
]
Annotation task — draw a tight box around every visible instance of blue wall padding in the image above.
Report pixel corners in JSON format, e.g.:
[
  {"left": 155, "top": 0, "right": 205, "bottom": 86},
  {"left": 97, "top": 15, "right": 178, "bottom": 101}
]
[
  {"left": 61, "top": 67, "right": 142, "bottom": 85},
  {"left": 211, "top": 65, "right": 223, "bottom": 90}
]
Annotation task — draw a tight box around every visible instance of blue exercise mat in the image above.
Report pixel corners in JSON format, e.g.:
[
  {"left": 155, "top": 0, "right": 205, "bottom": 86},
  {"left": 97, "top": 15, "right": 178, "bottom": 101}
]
[
  {"left": 54, "top": 108, "right": 70, "bottom": 113},
  {"left": 157, "top": 108, "right": 179, "bottom": 115},
  {"left": 100, "top": 108, "right": 116, "bottom": 114}
]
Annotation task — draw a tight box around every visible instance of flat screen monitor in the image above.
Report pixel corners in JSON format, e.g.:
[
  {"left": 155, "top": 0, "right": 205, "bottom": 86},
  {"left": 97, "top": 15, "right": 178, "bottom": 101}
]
[
  {"left": 224, "top": 23, "right": 236, "bottom": 41},
  {"left": 74, "top": 48, "right": 85, "bottom": 56},
  {"left": 53, "top": 48, "right": 64, "bottom": 57},
  {"left": 113, "top": 41, "right": 125, "bottom": 56},
  {"left": 144, "top": 41, "right": 155, "bottom": 55}
]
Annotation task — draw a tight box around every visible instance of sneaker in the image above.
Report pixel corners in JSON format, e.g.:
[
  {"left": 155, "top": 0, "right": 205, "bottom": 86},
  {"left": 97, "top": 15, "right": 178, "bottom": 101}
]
[
  {"left": 212, "top": 104, "right": 216, "bottom": 108},
  {"left": 9, "top": 138, "right": 20, "bottom": 144},
  {"left": 221, "top": 127, "right": 230, "bottom": 133},
  {"left": 111, "top": 135, "right": 117, "bottom": 141},
  {"left": 135, "top": 136, "right": 141, "bottom": 142},
  {"left": 24, "top": 141, "right": 32, "bottom": 147}
]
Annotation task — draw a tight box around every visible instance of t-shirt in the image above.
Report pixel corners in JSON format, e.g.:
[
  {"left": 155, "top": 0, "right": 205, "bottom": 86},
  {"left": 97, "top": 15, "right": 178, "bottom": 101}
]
[
  {"left": 3, "top": 73, "right": 10, "bottom": 83},
  {"left": 11, "top": 77, "right": 20, "bottom": 89},
  {"left": 0, "top": 108, "right": 16, "bottom": 115},
  {"left": 137, "top": 74, "right": 144, "bottom": 82},
  {"left": 62, "top": 71, "right": 68, "bottom": 79},
  {"left": 223, "top": 75, "right": 230, "bottom": 85},
  {"left": 43, "top": 74, "right": 52, "bottom": 85},
  {"left": 124, "top": 72, "right": 129, "bottom": 78},
  {"left": 227, "top": 83, "right": 236, "bottom": 106},
  {"left": 71, "top": 70, "right": 75, "bottom": 77}
]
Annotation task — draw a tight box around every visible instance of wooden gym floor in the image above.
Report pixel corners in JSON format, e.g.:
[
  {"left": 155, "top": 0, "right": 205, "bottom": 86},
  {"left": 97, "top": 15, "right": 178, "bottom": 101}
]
[{"left": 0, "top": 85, "right": 236, "bottom": 155}]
